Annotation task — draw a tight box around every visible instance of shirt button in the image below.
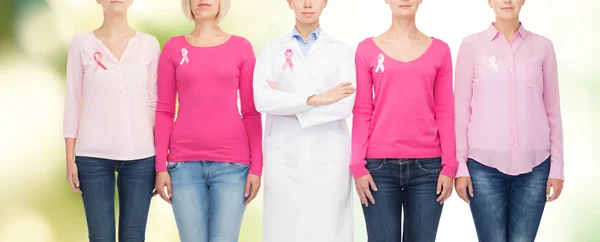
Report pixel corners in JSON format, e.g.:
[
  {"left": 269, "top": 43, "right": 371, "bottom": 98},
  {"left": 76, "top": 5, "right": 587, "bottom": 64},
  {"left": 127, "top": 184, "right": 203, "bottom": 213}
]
[
  {"left": 509, "top": 68, "right": 513, "bottom": 71},
  {"left": 511, "top": 106, "right": 515, "bottom": 110},
  {"left": 513, "top": 144, "right": 517, "bottom": 147},
  {"left": 512, "top": 125, "right": 516, "bottom": 128}
]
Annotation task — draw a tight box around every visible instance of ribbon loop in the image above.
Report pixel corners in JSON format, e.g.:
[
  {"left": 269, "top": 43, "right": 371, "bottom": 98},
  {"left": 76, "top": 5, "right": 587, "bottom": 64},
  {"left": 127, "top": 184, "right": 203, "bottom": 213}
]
[
  {"left": 375, "top": 53, "right": 385, "bottom": 73},
  {"left": 489, "top": 55, "right": 498, "bottom": 72},
  {"left": 282, "top": 49, "right": 294, "bottom": 72},
  {"left": 93, "top": 52, "right": 107, "bottom": 71},
  {"left": 180, "top": 48, "right": 189, "bottom": 65}
]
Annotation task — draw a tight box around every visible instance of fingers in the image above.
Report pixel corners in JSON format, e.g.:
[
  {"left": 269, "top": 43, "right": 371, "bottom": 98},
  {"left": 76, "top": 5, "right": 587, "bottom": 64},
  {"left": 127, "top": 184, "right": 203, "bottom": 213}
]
[
  {"left": 368, "top": 178, "right": 378, "bottom": 192},
  {"left": 365, "top": 189, "right": 376, "bottom": 207},
  {"left": 336, "top": 82, "right": 352, "bottom": 88},
  {"left": 167, "top": 182, "right": 173, "bottom": 199},
  {"left": 157, "top": 181, "right": 172, "bottom": 204},
  {"left": 244, "top": 179, "right": 251, "bottom": 198},
  {"left": 265, "top": 80, "right": 277, "bottom": 90},
  {"left": 158, "top": 188, "right": 170, "bottom": 204},
  {"left": 547, "top": 184, "right": 562, "bottom": 202},
  {"left": 439, "top": 182, "right": 452, "bottom": 204},
  {"left": 245, "top": 181, "right": 260, "bottom": 205},
  {"left": 356, "top": 186, "right": 368, "bottom": 206},
  {"left": 457, "top": 188, "right": 470, "bottom": 204},
  {"left": 546, "top": 182, "right": 551, "bottom": 199},
  {"left": 436, "top": 178, "right": 442, "bottom": 196},
  {"left": 468, "top": 180, "right": 474, "bottom": 197},
  {"left": 67, "top": 174, "right": 82, "bottom": 195}
]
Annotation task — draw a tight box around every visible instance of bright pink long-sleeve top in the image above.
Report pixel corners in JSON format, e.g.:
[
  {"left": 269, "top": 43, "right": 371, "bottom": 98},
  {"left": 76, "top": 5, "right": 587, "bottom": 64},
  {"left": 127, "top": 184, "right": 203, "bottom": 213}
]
[
  {"left": 454, "top": 24, "right": 564, "bottom": 180},
  {"left": 350, "top": 38, "right": 458, "bottom": 179},
  {"left": 155, "top": 35, "right": 263, "bottom": 175}
]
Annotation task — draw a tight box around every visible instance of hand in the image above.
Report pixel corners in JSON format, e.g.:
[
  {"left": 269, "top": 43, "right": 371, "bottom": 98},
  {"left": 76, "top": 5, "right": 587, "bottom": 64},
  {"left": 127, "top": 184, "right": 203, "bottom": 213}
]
[
  {"left": 266, "top": 79, "right": 278, "bottom": 90},
  {"left": 307, "top": 82, "right": 355, "bottom": 106},
  {"left": 546, "top": 178, "right": 563, "bottom": 202},
  {"left": 266, "top": 79, "right": 295, "bottom": 117},
  {"left": 155, "top": 171, "right": 172, "bottom": 204},
  {"left": 436, "top": 174, "right": 453, "bottom": 204},
  {"left": 355, "top": 174, "right": 378, "bottom": 207},
  {"left": 66, "top": 157, "right": 82, "bottom": 195},
  {"left": 455, "top": 177, "right": 474, "bottom": 204},
  {"left": 244, "top": 174, "right": 261, "bottom": 205}
]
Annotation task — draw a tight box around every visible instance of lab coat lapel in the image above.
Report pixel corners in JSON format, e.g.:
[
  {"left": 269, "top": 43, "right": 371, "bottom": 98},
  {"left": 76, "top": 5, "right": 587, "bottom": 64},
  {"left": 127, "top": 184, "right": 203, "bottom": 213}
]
[{"left": 305, "top": 30, "right": 334, "bottom": 60}]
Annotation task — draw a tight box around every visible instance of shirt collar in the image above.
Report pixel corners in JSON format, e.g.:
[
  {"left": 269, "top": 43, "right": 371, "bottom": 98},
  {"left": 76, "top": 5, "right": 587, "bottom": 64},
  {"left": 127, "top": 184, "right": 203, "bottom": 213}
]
[
  {"left": 484, "top": 22, "right": 528, "bottom": 41},
  {"left": 292, "top": 26, "right": 321, "bottom": 41}
]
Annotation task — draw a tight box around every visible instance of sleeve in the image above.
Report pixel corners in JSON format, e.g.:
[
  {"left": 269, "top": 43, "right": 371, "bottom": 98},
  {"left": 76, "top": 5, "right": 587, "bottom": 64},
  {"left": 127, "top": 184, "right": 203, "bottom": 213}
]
[
  {"left": 454, "top": 38, "right": 475, "bottom": 178},
  {"left": 147, "top": 37, "right": 160, "bottom": 126},
  {"left": 542, "top": 41, "right": 564, "bottom": 180},
  {"left": 63, "top": 36, "right": 84, "bottom": 138},
  {"left": 239, "top": 39, "right": 264, "bottom": 176},
  {"left": 350, "top": 45, "right": 373, "bottom": 179},
  {"left": 295, "top": 44, "right": 356, "bottom": 129},
  {"left": 435, "top": 44, "right": 458, "bottom": 178},
  {"left": 253, "top": 43, "right": 314, "bottom": 116},
  {"left": 154, "top": 39, "right": 177, "bottom": 173}
]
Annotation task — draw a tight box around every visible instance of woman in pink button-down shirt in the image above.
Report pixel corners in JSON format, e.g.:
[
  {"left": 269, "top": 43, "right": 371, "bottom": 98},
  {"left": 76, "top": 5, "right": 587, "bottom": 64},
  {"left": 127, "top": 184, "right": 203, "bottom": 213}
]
[
  {"left": 63, "top": 0, "right": 159, "bottom": 241},
  {"left": 454, "top": 0, "right": 564, "bottom": 241}
]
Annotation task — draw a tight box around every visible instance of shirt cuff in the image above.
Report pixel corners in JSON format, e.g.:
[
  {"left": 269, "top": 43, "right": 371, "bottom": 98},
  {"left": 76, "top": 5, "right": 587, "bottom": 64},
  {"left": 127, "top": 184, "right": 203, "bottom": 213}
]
[
  {"left": 455, "top": 162, "right": 471, "bottom": 178},
  {"left": 549, "top": 163, "right": 564, "bottom": 181},
  {"left": 350, "top": 161, "right": 370, "bottom": 179},
  {"left": 440, "top": 164, "right": 458, "bottom": 179}
]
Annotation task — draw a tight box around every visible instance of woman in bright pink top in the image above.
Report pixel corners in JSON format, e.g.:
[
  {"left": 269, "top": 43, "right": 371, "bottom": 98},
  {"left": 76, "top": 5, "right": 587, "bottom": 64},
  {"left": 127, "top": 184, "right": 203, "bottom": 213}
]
[
  {"left": 153, "top": 0, "right": 262, "bottom": 241},
  {"left": 351, "top": 0, "right": 456, "bottom": 241},
  {"left": 454, "top": 1, "right": 564, "bottom": 241}
]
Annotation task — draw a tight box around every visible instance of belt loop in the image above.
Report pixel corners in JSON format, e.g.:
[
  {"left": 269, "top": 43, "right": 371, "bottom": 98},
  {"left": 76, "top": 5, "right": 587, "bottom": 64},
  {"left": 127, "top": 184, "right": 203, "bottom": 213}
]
[{"left": 382, "top": 158, "right": 388, "bottom": 164}]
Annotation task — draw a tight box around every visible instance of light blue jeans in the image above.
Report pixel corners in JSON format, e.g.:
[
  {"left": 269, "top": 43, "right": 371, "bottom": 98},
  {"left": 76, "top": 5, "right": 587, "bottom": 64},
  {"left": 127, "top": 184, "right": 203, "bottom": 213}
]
[{"left": 167, "top": 161, "right": 249, "bottom": 242}]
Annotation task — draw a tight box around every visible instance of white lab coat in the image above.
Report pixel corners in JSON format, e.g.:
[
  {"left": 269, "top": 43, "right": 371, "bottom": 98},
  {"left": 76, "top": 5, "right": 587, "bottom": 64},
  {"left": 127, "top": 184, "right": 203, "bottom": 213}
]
[{"left": 253, "top": 30, "right": 355, "bottom": 242}]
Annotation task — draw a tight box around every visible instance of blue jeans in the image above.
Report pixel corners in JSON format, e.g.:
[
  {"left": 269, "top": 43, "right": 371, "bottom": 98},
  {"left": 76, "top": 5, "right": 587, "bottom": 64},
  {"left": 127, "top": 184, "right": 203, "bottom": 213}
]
[
  {"left": 468, "top": 158, "right": 550, "bottom": 242},
  {"left": 361, "top": 158, "right": 444, "bottom": 242},
  {"left": 168, "top": 161, "right": 249, "bottom": 242},
  {"left": 76, "top": 156, "right": 156, "bottom": 242}
]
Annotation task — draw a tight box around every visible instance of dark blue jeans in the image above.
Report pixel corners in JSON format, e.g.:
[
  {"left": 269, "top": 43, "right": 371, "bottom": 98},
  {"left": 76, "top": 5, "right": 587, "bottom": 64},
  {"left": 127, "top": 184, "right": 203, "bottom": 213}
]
[
  {"left": 362, "top": 158, "right": 444, "bottom": 242},
  {"left": 76, "top": 156, "right": 156, "bottom": 242},
  {"left": 468, "top": 158, "right": 550, "bottom": 242}
]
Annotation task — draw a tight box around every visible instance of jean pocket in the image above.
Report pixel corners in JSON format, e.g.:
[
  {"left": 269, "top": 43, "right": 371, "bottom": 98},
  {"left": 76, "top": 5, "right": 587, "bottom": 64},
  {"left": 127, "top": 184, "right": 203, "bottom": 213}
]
[
  {"left": 365, "top": 159, "right": 384, "bottom": 172},
  {"left": 167, "top": 162, "right": 184, "bottom": 172},
  {"left": 416, "top": 158, "right": 442, "bottom": 173},
  {"left": 227, "top": 162, "right": 249, "bottom": 169}
]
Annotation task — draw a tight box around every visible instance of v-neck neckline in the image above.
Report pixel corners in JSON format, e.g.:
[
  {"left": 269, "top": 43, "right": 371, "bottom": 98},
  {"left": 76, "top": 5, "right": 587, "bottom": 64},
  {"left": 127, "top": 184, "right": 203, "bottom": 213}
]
[{"left": 90, "top": 31, "right": 138, "bottom": 63}]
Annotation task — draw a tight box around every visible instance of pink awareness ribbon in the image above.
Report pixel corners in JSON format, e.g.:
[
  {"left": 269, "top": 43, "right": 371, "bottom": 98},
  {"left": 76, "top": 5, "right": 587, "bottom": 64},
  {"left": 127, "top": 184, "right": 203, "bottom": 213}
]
[
  {"left": 93, "top": 52, "right": 107, "bottom": 71},
  {"left": 282, "top": 49, "right": 294, "bottom": 72}
]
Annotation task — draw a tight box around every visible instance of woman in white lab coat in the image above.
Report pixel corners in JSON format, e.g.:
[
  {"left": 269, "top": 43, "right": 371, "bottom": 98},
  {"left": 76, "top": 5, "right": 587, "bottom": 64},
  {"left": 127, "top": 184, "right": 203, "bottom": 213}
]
[{"left": 253, "top": 1, "right": 356, "bottom": 241}]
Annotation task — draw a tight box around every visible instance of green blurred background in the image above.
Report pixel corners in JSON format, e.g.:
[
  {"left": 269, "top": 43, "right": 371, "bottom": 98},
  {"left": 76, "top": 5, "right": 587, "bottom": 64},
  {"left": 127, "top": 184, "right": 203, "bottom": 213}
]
[{"left": 0, "top": 0, "right": 598, "bottom": 241}]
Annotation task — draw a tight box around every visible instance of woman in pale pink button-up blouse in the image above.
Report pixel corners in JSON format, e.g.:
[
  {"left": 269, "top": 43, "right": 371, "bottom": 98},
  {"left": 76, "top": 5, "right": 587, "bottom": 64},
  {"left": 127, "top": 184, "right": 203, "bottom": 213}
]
[
  {"left": 63, "top": 1, "right": 159, "bottom": 241},
  {"left": 454, "top": 0, "right": 564, "bottom": 241}
]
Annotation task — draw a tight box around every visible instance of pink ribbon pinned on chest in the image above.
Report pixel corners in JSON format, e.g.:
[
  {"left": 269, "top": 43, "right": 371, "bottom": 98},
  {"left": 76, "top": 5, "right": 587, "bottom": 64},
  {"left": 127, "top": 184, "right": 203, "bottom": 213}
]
[
  {"left": 93, "top": 51, "right": 107, "bottom": 71},
  {"left": 282, "top": 49, "right": 294, "bottom": 72}
]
